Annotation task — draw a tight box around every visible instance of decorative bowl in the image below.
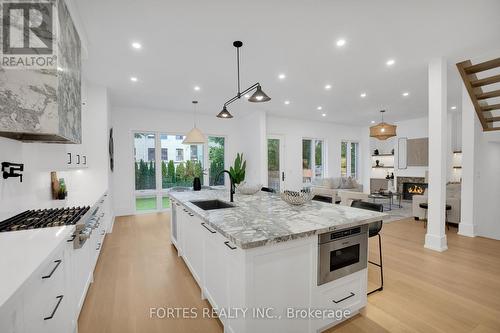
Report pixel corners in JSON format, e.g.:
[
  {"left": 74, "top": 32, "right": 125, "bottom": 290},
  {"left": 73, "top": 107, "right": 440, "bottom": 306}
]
[
  {"left": 236, "top": 182, "right": 262, "bottom": 195},
  {"left": 280, "top": 189, "right": 314, "bottom": 206}
]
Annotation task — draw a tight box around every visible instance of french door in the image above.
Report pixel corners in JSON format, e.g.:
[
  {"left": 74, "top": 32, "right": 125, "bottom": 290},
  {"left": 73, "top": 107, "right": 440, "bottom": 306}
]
[{"left": 267, "top": 135, "right": 285, "bottom": 192}]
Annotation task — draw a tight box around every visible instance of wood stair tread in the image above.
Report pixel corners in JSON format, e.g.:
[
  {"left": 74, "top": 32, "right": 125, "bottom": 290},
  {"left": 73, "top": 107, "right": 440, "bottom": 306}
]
[
  {"left": 463, "top": 58, "right": 500, "bottom": 74},
  {"left": 476, "top": 90, "right": 500, "bottom": 100},
  {"left": 482, "top": 103, "right": 500, "bottom": 112},
  {"left": 471, "top": 74, "right": 500, "bottom": 87}
]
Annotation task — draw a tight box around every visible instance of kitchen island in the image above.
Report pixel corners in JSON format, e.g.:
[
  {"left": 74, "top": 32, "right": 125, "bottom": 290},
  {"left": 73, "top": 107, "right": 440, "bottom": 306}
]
[{"left": 168, "top": 189, "right": 386, "bottom": 333}]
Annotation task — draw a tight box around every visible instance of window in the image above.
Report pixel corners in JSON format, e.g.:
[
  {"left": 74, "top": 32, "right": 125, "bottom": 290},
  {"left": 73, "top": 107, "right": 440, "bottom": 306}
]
[
  {"left": 208, "top": 136, "right": 225, "bottom": 186},
  {"left": 133, "top": 133, "right": 226, "bottom": 211},
  {"left": 341, "top": 141, "right": 359, "bottom": 179},
  {"left": 302, "top": 138, "right": 325, "bottom": 183},
  {"left": 176, "top": 148, "right": 184, "bottom": 161}
]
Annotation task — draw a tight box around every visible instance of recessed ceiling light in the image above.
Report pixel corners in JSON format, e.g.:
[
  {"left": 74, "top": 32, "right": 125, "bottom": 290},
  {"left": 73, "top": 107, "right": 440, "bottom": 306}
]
[
  {"left": 244, "top": 94, "right": 250, "bottom": 99},
  {"left": 317, "top": 106, "right": 323, "bottom": 110},
  {"left": 324, "top": 84, "right": 332, "bottom": 90},
  {"left": 402, "top": 92, "right": 409, "bottom": 97},
  {"left": 278, "top": 73, "right": 286, "bottom": 80},
  {"left": 360, "top": 93, "right": 367, "bottom": 98},
  {"left": 194, "top": 86, "right": 201, "bottom": 91},
  {"left": 322, "top": 113, "right": 327, "bottom": 117},
  {"left": 130, "top": 77, "right": 138, "bottom": 82},
  {"left": 450, "top": 106, "right": 457, "bottom": 110},
  {"left": 131, "top": 42, "right": 142, "bottom": 49},
  {"left": 284, "top": 100, "right": 290, "bottom": 105},
  {"left": 386, "top": 59, "right": 395, "bottom": 66},
  {"left": 371, "top": 120, "right": 376, "bottom": 124},
  {"left": 336, "top": 39, "right": 346, "bottom": 47}
]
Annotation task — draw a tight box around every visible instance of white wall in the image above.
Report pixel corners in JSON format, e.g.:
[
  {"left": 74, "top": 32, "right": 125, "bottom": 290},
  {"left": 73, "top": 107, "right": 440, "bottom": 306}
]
[
  {"left": 0, "top": 81, "right": 110, "bottom": 220},
  {"left": 266, "top": 116, "right": 366, "bottom": 191},
  {"left": 110, "top": 106, "right": 266, "bottom": 216},
  {"left": 475, "top": 139, "right": 500, "bottom": 239}
]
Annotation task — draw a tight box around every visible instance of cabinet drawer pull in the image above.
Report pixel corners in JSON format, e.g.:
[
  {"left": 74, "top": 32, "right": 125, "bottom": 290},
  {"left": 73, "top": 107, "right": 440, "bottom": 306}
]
[
  {"left": 44, "top": 295, "right": 64, "bottom": 320},
  {"left": 67, "top": 234, "right": 76, "bottom": 242},
  {"left": 183, "top": 209, "right": 188, "bottom": 212},
  {"left": 67, "top": 152, "right": 72, "bottom": 164},
  {"left": 100, "top": 229, "right": 106, "bottom": 235},
  {"left": 175, "top": 203, "right": 180, "bottom": 206},
  {"left": 201, "top": 223, "right": 216, "bottom": 234},
  {"left": 188, "top": 213, "right": 194, "bottom": 217},
  {"left": 76, "top": 154, "right": 80, "bottom": 164},
  {"left": 224, "top": 241, "right": 237, "bottom": 250},
  {"left": 42, "top": 260, "right": 62, "bottom": 279},
  {"left": 96, "top": 243, "right": 101, "bottom": 251},
  {"left": 332, "top": 292, "right": 355, "bottom": 304}
]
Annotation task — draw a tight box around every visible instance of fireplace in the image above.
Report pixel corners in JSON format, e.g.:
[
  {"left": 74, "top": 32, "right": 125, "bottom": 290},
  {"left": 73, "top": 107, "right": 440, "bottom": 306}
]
[{"left": 402, "top": 182, "right": 428, "bottom": 200}]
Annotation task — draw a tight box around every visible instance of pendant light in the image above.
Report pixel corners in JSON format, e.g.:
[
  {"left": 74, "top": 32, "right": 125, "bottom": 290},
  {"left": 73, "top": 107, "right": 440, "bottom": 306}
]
[
  {"left": 370, "top": 110, "right": 397, "bottom": 140},
  {"left": 217, "top": 41, "right": 271, "bottom": 118},
  {"left": 216, "top": 106, "right": 233, "bottom": 119},
  {"left": 183, "top": 101, "right": 206, "bottom": 144}
]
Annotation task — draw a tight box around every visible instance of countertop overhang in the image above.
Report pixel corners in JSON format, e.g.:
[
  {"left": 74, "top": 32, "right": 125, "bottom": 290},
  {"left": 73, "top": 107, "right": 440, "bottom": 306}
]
[{"left": 168, "top": 189, "right": 387, "bottom": 249}]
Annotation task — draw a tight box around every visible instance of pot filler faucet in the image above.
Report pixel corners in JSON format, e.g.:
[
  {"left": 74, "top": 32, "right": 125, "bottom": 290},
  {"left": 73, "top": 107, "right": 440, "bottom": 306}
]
[
  {"left": 217, "top": 170, "right": 235, "bottom": 202},
  {"left": 1, "top": 162, "right": 24, "bottom": 182}
]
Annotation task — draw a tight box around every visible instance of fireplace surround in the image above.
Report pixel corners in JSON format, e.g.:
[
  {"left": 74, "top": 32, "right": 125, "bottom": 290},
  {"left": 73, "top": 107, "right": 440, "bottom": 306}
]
[{"left": 396, "top": 176, "right": 427, "bottom": 200}]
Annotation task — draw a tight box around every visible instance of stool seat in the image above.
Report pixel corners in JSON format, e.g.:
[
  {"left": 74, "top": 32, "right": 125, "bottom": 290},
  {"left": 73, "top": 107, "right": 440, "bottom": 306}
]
[{"left": 419, "top": 202, "right": 452, "bottom": 210}]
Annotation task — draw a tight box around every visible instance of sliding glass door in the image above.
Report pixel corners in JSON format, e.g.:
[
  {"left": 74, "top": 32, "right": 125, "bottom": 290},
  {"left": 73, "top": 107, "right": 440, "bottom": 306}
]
[{"left": 134, "top": 132, "right": 225, "bottom": 212}]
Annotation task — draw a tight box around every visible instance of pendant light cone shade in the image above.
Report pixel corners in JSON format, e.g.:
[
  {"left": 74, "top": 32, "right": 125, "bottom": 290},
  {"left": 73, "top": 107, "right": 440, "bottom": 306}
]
[
  {"left": 183, "top": 100, "right": 206, "bottom": 144},
  {"left": 182, "top": 126, "right": 206, "bottom": 144},
  {"left": 216, "top": 106, "right": 233, "bottom": 119},
  {"left": 370, "top": 110, "right": 397, "bottom": 140},
  {"left": 248, "top": 85, "right": 271, "bottom": 103}
]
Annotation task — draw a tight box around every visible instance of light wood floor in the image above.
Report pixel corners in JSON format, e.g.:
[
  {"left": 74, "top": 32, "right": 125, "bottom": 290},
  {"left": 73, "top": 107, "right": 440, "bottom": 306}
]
[{"left": 78, "top": 213, "right": 500, "bottom": 333}]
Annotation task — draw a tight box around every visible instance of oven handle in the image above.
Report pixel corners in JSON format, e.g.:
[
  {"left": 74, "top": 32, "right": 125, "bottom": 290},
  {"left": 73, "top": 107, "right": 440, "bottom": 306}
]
[{"left": 332, "top": 292, "right": 355, "bottom": 304}]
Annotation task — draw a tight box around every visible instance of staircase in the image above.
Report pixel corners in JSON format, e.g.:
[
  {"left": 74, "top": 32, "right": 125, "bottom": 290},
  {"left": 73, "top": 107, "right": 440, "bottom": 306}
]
[{"left": 456, "top": 57, "right": 500, "bottom": 131}]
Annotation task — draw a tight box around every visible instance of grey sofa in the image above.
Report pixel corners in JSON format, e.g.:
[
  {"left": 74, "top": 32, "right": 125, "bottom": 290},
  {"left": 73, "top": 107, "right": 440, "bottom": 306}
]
[{"left": 310, "top": 177, "right": 363, "bottom": 203}]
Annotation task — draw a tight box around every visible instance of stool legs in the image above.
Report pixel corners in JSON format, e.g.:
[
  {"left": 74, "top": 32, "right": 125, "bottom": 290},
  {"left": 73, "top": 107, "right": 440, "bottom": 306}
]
[{"left": 368, "top": 233, "right": 384, "bottom": 295}]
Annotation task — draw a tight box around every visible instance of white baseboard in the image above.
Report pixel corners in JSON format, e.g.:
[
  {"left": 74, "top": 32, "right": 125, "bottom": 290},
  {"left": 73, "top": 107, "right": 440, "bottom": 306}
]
[
  {"left": 458, "top": 223, "right": 477, "bottom": 237},
  {"left": 424, "top": 233, "right": 448, "bottom": 252}
]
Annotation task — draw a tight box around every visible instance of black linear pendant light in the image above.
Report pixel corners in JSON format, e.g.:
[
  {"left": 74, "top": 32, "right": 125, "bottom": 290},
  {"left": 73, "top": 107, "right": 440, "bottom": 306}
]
[{"left": 216, "top": 41, "right": 271, "bottom": 118}]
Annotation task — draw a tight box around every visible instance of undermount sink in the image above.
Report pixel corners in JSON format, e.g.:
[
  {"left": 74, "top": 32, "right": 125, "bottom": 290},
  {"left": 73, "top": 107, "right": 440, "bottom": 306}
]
[{"left": 190, "top": 199, "right": 235, "bottom": 210}]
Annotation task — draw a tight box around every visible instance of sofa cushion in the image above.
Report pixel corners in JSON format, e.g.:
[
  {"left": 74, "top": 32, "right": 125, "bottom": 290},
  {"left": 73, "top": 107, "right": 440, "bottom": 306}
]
[{"left": 312, "top": 178, "right": 334, "bottom": 189}]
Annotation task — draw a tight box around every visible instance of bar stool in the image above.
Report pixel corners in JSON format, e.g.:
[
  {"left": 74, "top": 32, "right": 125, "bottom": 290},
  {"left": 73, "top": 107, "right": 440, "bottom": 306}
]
[{"left": 351, "top": 200, "right": 384, "bottom": 295}]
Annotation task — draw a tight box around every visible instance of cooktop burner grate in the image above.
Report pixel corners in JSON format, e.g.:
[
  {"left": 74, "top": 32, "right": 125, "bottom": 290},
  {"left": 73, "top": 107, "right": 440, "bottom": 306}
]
[{"left": 0, "top": 206, "right": 90, "bottom": 232}]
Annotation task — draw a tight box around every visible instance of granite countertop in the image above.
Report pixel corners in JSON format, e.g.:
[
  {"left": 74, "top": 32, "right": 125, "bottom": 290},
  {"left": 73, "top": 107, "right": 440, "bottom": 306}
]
[{"left": 168, "top": 189, "right": 387, "bottom": 249}]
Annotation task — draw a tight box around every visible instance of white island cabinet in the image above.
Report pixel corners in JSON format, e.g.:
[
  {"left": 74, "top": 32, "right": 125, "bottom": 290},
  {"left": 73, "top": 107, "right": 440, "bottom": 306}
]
[{"left": 169, "top": 189, "right": 386, "bottom": 333}]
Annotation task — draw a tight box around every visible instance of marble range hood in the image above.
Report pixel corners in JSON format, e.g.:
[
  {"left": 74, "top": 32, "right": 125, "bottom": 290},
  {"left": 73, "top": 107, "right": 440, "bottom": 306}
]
[{"left": 0, "top": 0, "right": 82, "bottom": 144}]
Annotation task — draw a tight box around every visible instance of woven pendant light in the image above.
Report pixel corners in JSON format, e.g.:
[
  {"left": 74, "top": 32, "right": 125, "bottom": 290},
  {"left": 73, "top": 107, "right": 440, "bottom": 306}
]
[{"left": 370, "top": 110, "right": 397, "bottom": 140}]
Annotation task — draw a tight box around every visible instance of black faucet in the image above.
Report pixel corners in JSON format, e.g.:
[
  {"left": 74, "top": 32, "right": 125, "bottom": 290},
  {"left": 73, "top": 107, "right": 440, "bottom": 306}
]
[
  {"left": 217, "top": 170, "right": 235, "bottom": 202},
  {"left": 1, "top": 162, "right": 24, "bottom": 182}
]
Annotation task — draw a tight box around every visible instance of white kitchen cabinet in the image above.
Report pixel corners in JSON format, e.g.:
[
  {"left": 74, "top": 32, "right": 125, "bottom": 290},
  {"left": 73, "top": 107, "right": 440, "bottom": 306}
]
[
  {"left": 184, "top": 214, "right": 204, "bottom": 286},
  {"left": 0, "top": 293, "right": 24, "bottom": 333},
  {"left": 170, "top": 200, "right": 180, "bottom": 250},
  {"left": 203, "top": 228, "right": 229, "bottom": 316},
  {"left": 23, "top": 240, "right": 72, "bottom": 333}
]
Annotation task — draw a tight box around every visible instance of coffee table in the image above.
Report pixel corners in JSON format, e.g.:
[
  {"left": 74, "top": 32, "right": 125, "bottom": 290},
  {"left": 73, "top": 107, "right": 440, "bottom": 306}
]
[{"left": 368, "top": 193, "right": 392, "bottom": 211}]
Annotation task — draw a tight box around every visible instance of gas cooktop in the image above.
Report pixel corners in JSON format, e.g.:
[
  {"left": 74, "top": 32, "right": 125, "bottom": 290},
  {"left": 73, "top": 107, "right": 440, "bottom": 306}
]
[{"left": 0, "top": 206, "right": 90, "bottom": 232}]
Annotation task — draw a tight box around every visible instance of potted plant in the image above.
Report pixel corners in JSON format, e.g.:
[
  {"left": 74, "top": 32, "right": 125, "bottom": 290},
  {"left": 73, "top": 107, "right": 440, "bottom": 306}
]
[{"left": 229, "top": 153, "right": 246, "bottom": 185}]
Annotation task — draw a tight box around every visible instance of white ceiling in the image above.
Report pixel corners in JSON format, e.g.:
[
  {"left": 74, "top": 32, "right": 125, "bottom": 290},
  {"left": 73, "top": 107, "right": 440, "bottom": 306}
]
[{"left": 76, "top": 0, "right": 500, "bottom": 125}]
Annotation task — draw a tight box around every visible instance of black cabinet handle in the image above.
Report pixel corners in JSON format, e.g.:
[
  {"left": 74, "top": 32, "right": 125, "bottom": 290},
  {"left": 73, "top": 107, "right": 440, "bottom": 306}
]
[
  {"left": 76, "top": 155, "right": 80, "bottom": 164},
  {"left": 282, "top": 171, "right": 285, "bottom": 181},
  {"left": 224, "top": 241, "right": 237, "bottom": 250},
  {"left": 83, "top": 156, "right": 87, "bottom": 165},
  {"left": 44, "top": 295, "right": 64, "bottom": 320},
  {"left": 67, "top": 234, "right": 76, "bottom": 242},
  {"left": 201, "top": 223, "right": 216, "bottom": 234},
  {"left": 67, "top": 153, "right": 72, "bottom": 164},
  {"left": 188, "top": 213, "right": 194, "bottom": 217},
  {"left": 42, "top": 260, "right": 62, "bottom": 279},
  {"left": 332, "top": 292, "right": 355, "bottom": 304},
  {"left": 96, "top": 243, "right": 101, "bottom": 251}
]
